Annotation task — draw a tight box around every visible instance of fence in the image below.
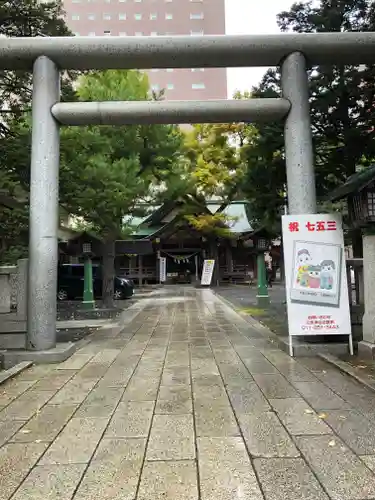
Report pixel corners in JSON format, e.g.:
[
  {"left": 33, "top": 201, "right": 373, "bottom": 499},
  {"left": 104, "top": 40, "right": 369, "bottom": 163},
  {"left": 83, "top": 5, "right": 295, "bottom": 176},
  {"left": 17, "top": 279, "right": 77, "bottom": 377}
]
[{"left": 119, "top": 266, "right": 157, "bottom": 284}]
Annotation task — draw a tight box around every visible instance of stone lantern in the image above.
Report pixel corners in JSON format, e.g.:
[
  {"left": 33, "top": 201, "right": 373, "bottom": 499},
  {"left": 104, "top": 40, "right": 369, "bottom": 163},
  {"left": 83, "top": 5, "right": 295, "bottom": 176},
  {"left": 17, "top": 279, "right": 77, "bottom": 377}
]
[{"left": 241, "top": 231, "right": 271, "bottom": 306}]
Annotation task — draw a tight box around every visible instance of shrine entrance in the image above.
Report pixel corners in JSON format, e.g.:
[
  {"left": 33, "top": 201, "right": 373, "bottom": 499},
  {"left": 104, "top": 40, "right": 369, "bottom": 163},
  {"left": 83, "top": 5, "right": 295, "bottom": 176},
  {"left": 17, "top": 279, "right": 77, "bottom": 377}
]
[
  {"left": 162, "top": 250, "right": 201, "bottom": 285},
  {"left": 1, "top": 32, "right": 372, "bottom": 354}
]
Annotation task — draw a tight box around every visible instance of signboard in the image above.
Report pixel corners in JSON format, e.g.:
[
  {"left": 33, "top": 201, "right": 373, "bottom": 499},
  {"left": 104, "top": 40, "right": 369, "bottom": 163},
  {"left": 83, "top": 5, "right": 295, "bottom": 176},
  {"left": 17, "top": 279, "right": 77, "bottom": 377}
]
[
  {"left": 282, "top": 214, "right": 353, "bottom": 356},
  {"left": 116, "top": 239, "right": 153, "bottom": 255},
  {"left": 159, "top": 257, "right": 167, "bottom": 283},
  {"left": 201, "top": 259, "right": 215, "bottom": 286}
]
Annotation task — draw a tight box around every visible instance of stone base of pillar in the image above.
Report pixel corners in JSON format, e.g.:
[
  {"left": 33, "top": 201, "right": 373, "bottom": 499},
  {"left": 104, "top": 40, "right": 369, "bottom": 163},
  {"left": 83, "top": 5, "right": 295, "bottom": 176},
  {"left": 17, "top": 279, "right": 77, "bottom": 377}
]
[
  {"left": 358, "top": 340, "right": 375, "bottom": 359},
  {"left": 360, "top": 234, "right": 375, "bottom": 359},
  {"left": 1, "top": 342, "right": 76, "bottom": 370},
  {"left": 257, "top": 295, "right": 270, "bottom": 307},
  {"left": 362, "top": 311, "right": 375, "bottom": 344}
]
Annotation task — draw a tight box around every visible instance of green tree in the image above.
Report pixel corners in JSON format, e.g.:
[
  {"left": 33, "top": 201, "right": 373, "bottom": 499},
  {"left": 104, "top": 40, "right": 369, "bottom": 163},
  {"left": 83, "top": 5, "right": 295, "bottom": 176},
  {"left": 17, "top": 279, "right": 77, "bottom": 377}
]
[
  {"left": 160, "top": 123, "right": 244, "bottom": 237},
  {"left": 0, "top": 0, "right": 75, "bottom": 136},
  {"left": 240, "top": 0, "right": 375, "bottom": 239},
  {"left": 59, "top": 70, "right": 183, "bottom": 306},
  {"left": 0, "top": 0, "right": 75, "bottom": 263}
]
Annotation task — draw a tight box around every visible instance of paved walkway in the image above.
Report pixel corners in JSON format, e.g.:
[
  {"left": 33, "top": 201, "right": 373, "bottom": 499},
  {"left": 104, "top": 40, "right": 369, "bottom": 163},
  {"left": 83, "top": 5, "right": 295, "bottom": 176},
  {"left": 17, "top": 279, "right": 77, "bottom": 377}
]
[{"left": 1, "top": 287, "right": 375, "bottom": 500}]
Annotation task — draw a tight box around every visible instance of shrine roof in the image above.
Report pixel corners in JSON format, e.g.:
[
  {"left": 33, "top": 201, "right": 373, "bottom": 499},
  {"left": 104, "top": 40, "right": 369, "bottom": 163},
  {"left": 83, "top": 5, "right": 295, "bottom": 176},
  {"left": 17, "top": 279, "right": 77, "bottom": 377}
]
[
  {"left": 126, "top": 199, "right": 253, "bottom": 238},
  {"left": 328, "top": 164, "right": 375, "bottom": 202}
]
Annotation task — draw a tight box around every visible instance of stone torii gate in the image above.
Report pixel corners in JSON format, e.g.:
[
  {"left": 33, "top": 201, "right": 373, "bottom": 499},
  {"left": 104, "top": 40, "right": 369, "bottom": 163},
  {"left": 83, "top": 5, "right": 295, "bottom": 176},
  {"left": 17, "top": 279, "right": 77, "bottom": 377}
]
[{"left": 0, "top": 33, "right": 374, "bottom": 364}]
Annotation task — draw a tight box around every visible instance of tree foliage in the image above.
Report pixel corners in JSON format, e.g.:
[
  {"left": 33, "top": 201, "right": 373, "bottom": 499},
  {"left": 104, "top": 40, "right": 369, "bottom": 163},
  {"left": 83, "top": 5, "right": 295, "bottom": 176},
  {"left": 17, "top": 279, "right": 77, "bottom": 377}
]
[
  {"left": 240, "top": 0, "right": 375, "bottom": 233},
  {"left": 0, "top": 0, "right": 74, "bottom": 264},
  {"left": 160, "top": 123, "right": 244, "bottom": 238},
  {"left": 60, "top": 70, "right": 183, "bottom": 232},
  {"left": 0, "top": 0, "right": 75, "bottom": 136},
  {"left": 59, "top": 69, "right": 183, "bottom": 304}
]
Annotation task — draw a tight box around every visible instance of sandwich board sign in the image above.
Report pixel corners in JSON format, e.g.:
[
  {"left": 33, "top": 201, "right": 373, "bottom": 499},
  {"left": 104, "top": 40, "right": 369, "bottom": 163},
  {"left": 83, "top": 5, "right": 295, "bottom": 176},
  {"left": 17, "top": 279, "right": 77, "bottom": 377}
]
[
  {"left": 282, "top": 213, "right": 353, "bottom": 356},
  {"left": 159, "top": 257, "right": 167, "bottom": 283},
  {"left": 201, "top": 259, "right": 215, "bottom": 286}
]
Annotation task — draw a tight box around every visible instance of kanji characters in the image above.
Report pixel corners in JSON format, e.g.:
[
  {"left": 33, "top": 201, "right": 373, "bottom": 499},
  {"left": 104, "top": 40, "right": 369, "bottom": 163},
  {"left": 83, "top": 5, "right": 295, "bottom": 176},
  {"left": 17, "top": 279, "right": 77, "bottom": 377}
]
[
  {"left": 289, "top": 222, "right": 299, "bottom": 232},
  {"left": 287, "top": 218, "right": 338, "bottom": 233}
]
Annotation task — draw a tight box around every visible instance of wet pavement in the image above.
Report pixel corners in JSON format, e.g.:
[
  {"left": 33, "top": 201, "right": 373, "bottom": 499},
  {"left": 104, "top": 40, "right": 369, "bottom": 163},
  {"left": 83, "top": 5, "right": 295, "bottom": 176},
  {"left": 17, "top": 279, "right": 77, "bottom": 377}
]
[
  {"left": 1, "top": 287, "right": 375, "bottom": 499},
  {"left": 216, "top": 285, "right": 289, "bottom": 337}
]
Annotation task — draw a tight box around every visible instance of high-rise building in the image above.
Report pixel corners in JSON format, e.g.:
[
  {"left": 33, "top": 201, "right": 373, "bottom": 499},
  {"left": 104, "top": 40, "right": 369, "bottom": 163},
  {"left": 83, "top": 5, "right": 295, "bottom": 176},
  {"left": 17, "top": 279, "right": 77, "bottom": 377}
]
[{"left": 62, "top": 0, "right": 227, "bottom": 100}]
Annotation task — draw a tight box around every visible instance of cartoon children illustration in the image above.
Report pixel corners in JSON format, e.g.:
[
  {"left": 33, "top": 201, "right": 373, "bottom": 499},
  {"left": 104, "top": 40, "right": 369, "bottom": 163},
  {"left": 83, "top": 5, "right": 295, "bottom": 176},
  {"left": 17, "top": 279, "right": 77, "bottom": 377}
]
[
  {"left": 296, "top": 249, "right": 311, "bottom": 286},
  {"left": 320, "top": 259, "right": 335, "bottom": 290},
  {"left": 307, "top": 265, "right": 321, "bottom": 289}
]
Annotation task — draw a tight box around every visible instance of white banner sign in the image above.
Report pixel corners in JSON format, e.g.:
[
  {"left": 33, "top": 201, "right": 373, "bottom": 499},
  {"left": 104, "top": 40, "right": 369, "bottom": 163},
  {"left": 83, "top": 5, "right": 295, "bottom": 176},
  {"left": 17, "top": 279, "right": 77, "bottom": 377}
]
[
  {"left": 201, "top": 259, "right": 215, "bottom": 286},
  {"left": 282, "top": 214, "right": 352, "bottom": 355},
  {"left": 159, "top": 257, "right": 167, "bottom": 283}
]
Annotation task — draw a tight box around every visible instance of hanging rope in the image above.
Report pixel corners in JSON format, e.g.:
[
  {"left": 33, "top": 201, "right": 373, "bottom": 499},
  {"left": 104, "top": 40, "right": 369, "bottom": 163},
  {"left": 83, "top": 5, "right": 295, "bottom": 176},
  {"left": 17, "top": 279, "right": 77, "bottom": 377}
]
[{"left": 161, "top": 250, "right": 200, "bottom": 263}]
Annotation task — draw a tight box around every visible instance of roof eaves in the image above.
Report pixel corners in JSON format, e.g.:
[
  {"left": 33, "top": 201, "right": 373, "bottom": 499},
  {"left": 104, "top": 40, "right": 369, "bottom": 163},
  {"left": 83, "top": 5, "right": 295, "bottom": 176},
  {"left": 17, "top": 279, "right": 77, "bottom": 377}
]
[{"left": 328, "top": 165, "right": 375, "bottom": 202}]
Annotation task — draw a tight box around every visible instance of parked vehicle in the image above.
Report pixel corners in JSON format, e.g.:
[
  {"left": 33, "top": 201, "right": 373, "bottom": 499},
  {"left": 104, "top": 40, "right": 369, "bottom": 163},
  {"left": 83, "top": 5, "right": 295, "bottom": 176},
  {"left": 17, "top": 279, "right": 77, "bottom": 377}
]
[{"left": 57, "top": 263, "right": 134, "bottom": 301}]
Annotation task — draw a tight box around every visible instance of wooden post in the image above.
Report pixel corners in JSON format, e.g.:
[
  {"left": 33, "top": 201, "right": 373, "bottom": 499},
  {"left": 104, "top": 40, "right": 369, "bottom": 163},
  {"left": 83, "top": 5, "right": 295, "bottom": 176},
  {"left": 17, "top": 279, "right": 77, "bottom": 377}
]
[
  {"left": 209, "top": 239, "right": 220, "bottom": 286},
  {"left": 156, "top": 251, "right": 160, "bottom": 284},
  {"left": 226, "top": 244, "right": 234, "bottom": 273},
  {"left": 128, "top": 256, "right": 132, "bottom": 278},
  {"left": 138, "top": 254, "right": 143, "bottom": 286}
]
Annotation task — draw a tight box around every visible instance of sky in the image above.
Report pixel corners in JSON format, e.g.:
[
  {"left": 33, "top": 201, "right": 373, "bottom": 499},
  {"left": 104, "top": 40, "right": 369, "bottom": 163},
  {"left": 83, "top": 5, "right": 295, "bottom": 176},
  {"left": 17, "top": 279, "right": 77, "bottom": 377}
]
[{"left": 224, "top": 0, "right": 300, "bottom": 97}]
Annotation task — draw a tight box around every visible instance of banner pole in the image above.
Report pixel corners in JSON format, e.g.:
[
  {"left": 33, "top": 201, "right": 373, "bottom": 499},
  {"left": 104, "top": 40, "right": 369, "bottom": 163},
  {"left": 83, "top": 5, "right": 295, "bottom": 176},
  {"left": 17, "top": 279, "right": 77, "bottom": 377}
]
[
  {"left": 289, "top": 335, "right": 294, "bottom": 357},
  {"left": 348, "top": 333, "right": 354, "bottom": 356}
]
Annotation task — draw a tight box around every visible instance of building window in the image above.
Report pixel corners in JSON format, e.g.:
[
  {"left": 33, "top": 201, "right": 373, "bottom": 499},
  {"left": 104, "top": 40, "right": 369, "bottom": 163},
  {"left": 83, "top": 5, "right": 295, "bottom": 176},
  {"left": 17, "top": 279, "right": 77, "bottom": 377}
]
[
  {"left": 192, "top": 68, "right": 204, "bottom": 72},
  {"left": 192, "top": 83, "right": 205, "bottom": 89},
  {"left": 151, "top": 68, "right": 159, "bottom": 72},
  {"left": 88, "top": 31, "right": 96, "bottom": 36},
  {"left": 104, "top": 30, "right": 111, "bottom": 35},
  {"left": 150, "top": 13, "right": 157, "bottom": 20},
  {"left": 119, "top": 0, "right": 126, "bottom": 2},
  {"left": 72, "top": 0, "right": 80, "bottom": 3},
  {"left": 151, "top": 84, "right": 160, "bottom": 91},
  {"left": 71, "top": 14, "right": 80, "bottom": 20},
  {"left": 166, "top": 68, "right": 174, "bottom": 72},
  {"left": 135, "top": 31, "right": 143, "bottom": 36},
  {"left": 190, "top": 30, "right": 204, "bottom": 35},
  {"left": 119, "top": 32, "right": 127, "bottom": 36},
  {"left": 103, "top": 13, "right": 111, "bottom": 20},
  {"left": 88, "top": 13, "right": 95, "bottom": 20},
  {"left": 167, "top": 83, "right": 174, "bottom": 90},
  {"left": 134, "top": 13, "right": 142, "bottom": 20},
  {"left": 105, "top": 0, "right": 111, "bottom": 3},
  {"left": 165, "top": 0, "right": 172, "bottom": 2},
  {"left": 190, "top": 0, "right": 203, "bottom": 2},
  {"left": 190, "top": 12, "right": 204, "bottom": 19},
  {"left": 74, "top": 32, "right": 80, "bottom": 36},
  {"left": 119, "top": 13, "right": 126, "bottom": 19},
  {"left": 135, "top": 0, "right": 142, "bottom": 2},
  {"left": 165, "top": 13, "right": 173, "bottom": 19},
  {"left": 151, "top": 31, "right": 158, "bottom": 36}
]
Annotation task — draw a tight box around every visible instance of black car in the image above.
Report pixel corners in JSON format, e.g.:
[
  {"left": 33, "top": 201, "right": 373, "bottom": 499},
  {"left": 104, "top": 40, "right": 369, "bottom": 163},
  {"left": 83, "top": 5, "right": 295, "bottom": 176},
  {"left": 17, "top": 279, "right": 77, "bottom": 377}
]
[{"left": 57, "top": 264, "right": 134, "bottom": 301}]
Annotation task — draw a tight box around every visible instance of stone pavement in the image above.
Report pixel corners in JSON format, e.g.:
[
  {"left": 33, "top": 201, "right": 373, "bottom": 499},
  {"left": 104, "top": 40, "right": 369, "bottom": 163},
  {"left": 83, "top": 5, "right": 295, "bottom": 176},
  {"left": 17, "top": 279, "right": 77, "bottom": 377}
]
[{"left": 1, "top": 287, "right": 375, "bottom": 499}]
